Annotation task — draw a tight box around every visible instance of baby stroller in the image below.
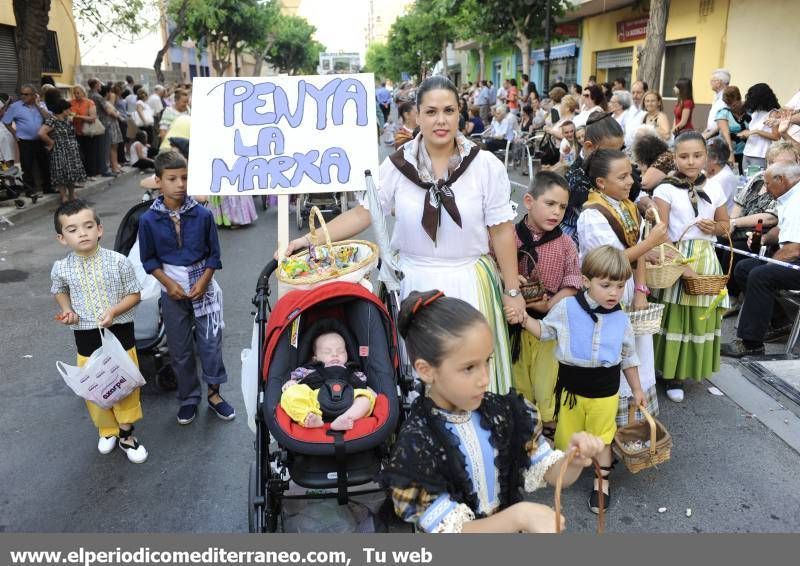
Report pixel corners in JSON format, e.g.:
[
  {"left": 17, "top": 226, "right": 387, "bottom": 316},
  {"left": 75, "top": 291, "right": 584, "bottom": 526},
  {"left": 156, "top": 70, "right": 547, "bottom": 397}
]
[
  {"left": 248, "top": 261, "right": 402, "bottom": 533},
  {"left": 295, "top": 192, "right": 349, "bottom": 229},
  {"left": 0, "top": 165, "right": 36, "bottom": 209},
  {"left": 113, "top": 201, "right": 176, "bottom": 391}
]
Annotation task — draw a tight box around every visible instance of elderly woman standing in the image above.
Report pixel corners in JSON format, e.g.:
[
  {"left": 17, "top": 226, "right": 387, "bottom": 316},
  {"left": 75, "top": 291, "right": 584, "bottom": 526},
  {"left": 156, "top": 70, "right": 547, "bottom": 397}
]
[
  {"left": 282, "top": 76, "right": 525, "bottom": 394},
  {"left": 608, "top": 90, "right": 632, "bottom": 134}
]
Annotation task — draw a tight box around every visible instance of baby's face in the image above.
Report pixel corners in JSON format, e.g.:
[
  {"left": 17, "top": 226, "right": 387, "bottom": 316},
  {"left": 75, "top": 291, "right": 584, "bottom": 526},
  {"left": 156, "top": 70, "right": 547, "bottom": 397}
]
[{"left": 314, "top": 333, "right": 347, "bottom": 367}]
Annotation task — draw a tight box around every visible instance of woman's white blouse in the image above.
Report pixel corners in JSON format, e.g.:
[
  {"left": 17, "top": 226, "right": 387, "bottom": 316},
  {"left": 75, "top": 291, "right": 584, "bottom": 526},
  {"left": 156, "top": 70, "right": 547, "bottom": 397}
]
[{"left": 367, "top": 150, "right": 516, "bottom": 260}]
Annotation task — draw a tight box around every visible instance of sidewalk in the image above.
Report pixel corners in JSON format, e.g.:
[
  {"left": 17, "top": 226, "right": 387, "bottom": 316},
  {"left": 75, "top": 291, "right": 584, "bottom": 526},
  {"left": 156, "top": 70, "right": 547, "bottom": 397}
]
[{"left": 0, "top": 167, "right": 139, "bottom": 227}]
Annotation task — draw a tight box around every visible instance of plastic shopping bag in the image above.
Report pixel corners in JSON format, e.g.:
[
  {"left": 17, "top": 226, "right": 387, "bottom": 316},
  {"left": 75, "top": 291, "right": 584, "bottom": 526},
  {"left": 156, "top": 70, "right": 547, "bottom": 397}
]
[
  {"left": 241, "top": 319, "right": 259, "bottom": 434},
  {"left": 56, "top": 329, "right": 146, "bottom": 409}
]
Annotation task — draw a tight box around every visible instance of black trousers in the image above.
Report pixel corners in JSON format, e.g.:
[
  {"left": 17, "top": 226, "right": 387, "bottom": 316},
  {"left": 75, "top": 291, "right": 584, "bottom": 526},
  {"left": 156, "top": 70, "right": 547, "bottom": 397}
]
[
  {"left": 17, "top": 138, "right": 51, "bottom": 195},
  {"left": 735, "top": 258, "right": 800, "bottom": 343},
  {"left": 77, "top": 135, "right": 98, "bottom": 177}
]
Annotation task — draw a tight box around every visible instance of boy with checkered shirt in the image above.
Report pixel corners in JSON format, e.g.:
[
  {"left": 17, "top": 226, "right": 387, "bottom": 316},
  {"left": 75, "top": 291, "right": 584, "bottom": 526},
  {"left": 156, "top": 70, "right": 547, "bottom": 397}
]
[
  {"left": 51, "top": 199, "right": 148, "bottom": 463},
  {"left": 506, "top": 172, "right": 583, "bottom": 437}
]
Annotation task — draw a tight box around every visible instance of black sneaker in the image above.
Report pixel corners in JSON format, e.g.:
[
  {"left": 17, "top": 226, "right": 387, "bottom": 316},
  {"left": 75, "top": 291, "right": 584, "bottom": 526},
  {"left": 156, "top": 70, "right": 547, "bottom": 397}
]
[
  {"left": 720, "top": 339, "right": 765, "bottom": 358},
  {"left": 588, "top": 484, "right": 611, "bottom": 515},
  {"left": 177, "top": 404, "right": 197, "bottom": 425}
]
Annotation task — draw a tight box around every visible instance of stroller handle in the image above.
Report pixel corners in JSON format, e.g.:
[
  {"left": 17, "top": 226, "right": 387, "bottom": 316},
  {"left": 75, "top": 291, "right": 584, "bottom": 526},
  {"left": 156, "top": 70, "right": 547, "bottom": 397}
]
[{"left": 256, "top": 259, "right": 279, "bottom": 293}]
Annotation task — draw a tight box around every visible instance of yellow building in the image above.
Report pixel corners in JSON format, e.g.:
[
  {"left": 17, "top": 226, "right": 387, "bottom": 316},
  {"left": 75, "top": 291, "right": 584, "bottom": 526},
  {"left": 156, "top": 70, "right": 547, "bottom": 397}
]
[
  {"left": 580, "top": 0, "right": 729, "bottom": 105},
  {"left": 0, "top": 0, "right": 81, "bottom": 93},
  {"left": 724, "top": 0, "right": 800, "bottom": 104}
]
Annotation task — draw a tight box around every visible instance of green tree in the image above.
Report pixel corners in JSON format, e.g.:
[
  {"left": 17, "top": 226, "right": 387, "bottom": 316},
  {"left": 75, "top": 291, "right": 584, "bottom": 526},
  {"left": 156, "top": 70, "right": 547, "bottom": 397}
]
[
  {"left": 264, "top": 14, "right": 325, "bottom": 75},
  {"left": 461, "top": 0, "right": 571, "bottom": 81},
  {"left": 452, "top": 0, "right": 500, "bottom": 81},
  {"left": 179, "top": 0, "right": 270, "bottom": 77},
  {"left": 365, "top": 42, "right": 399, "bottom": 82},
  {"left": 12, "top": 0, "right": 149, "bottom": 90},
  {"left": 386, "top": 8, "right": 443, "bottom": 80}
]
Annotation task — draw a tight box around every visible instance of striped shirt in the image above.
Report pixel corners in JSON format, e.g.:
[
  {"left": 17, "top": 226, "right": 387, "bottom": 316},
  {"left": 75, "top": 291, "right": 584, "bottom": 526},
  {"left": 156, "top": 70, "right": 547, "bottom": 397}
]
[{"left": 50, "top": 247, "right": 142, "bottom": 330}]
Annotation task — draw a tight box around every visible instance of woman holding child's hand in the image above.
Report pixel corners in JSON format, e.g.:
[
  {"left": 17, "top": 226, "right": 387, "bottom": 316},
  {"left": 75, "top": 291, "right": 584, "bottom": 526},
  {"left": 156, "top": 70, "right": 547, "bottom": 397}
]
[{"left": 280, "top": 77, "right": 523, "bottom": 395}]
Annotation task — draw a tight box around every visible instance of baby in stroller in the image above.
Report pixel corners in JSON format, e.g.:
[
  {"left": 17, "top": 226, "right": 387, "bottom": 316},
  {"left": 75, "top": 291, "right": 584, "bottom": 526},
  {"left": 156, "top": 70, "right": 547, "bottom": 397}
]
[{"left": 281, "top": 321, "right": 376, "bottom": 431}]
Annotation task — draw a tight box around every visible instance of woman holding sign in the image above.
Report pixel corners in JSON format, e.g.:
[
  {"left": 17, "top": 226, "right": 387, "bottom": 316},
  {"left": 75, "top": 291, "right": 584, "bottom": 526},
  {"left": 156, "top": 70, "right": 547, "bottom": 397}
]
[{"left": 283, "top": 76, "right": 525, "bottom": 394}]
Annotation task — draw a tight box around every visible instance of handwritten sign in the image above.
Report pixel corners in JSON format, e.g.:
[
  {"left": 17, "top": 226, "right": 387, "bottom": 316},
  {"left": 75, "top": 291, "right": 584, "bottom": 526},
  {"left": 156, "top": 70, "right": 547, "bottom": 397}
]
[{"left": 188, "top": 74, "right": 379, "bottom": 196}]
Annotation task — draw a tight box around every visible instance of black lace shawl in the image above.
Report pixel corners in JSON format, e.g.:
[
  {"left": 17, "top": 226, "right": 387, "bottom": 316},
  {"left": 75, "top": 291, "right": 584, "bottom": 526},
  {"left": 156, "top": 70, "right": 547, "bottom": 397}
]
[{"left": 380, "top": 391, "right": 539, "bottom": 518}]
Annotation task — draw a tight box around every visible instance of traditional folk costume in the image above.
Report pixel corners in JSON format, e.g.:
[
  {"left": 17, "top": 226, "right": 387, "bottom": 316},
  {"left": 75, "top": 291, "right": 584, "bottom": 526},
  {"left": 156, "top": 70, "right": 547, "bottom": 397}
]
[
  {"left": 651, "top": 175, "right": 729, "bottom": 382},
  {"left": 50, "top": 246, "right": 143, "bottom": 437},
  {"left": 577, "top": 191, "right": 660, "bottom": 425},
  {"left": 383, "top": 392, "right": 563, "bottom": 533},
  {"left": 538, "top": 292, "right": 639, "bottom": 450},
  {"left": 510, "top": 216, "right": 582, "bottom": 420},
  {"left": 364, "top": 133, "right": 516, "bottom": 393}
]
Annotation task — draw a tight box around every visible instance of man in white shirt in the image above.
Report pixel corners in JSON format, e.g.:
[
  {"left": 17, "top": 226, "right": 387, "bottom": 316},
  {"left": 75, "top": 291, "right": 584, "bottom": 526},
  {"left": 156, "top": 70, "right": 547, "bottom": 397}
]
[
  {"left": 705, "top": 138, "right": 739, "bottom": 213},
  {"left": 722, "top": 162, "right": 800, "bottom": 357},
  {"left": 147, "top": 85, "right": 165, "bottom": 118},
  {"left": 483, "top": 106, "right": 515, "bottom": 153},
  {"left": 702, "top": 69, "right": 731, "bottom": 140}
]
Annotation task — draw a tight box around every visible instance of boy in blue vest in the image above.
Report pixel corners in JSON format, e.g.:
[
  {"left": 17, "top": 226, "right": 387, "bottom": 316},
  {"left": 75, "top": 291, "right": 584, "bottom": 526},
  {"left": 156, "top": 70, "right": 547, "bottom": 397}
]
[
  {"left": 138, "top": 151, "right": 235, "bottom": 425},
  {"left": 512, "top": 244, "right": 645, "bottom": 515}
]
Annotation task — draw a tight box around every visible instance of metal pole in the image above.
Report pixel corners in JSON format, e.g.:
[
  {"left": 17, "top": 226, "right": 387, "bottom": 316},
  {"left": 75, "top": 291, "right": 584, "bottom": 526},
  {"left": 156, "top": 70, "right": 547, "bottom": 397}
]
[{"left": 543, "top": 0, "right": 552, "bottom": 90}]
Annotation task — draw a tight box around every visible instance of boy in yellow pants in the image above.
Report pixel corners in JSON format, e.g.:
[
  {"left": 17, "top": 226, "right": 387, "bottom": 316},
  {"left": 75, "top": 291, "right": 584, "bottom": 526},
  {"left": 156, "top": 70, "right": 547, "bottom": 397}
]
[
  {"left": 511, "top": 245, "right": 646, "bottom": 515},
  {"left": 51, "top": 200, "right": 148, "bottom": 463}
]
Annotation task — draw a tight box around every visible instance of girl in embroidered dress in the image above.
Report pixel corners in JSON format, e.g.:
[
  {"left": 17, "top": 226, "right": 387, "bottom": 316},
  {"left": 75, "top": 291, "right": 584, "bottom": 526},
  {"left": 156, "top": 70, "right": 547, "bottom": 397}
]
[
  {"left": 383, "top": 290, "right": 605, "bottom": 533},
  {"left": 652, "top": 131, "right": 731, "bottom": 403},
  {"left": 282, "top": 77, "right": 526, "bottom": 395},
  {"left": 577, "top": 149, "right": 669, "bottom": 425}
]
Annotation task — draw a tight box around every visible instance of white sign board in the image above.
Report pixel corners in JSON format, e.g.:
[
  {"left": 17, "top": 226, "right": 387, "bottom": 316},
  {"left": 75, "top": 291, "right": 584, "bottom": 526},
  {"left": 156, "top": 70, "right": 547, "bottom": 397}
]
[{"left": 188, "top": 74, "right": 379, "bottom": 196}]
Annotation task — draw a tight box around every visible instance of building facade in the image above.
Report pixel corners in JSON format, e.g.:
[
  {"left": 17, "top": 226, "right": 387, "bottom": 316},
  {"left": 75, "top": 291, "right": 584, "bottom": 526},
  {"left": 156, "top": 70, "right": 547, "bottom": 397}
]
[{"left": 0, "top": 0, "right": 81, "bottom": 94}]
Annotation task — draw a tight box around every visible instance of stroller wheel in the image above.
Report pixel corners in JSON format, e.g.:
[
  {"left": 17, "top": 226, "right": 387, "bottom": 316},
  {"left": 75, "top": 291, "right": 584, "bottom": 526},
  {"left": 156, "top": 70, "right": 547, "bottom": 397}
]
[
  {"left": 14, "top": 199, "right": 25, "bottom": 209},
  {"left": 156, "top": 365, "right": 177, "bottom": 391}
]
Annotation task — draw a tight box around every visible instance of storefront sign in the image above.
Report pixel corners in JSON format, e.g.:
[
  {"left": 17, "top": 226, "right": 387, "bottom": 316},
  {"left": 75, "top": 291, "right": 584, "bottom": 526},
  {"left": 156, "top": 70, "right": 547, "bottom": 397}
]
[
  {"left": 616, "top": 17, "right": 649, "bottom": 42},
  {"left": 555, "top": 23, "right": 580, "bottom": 38}
]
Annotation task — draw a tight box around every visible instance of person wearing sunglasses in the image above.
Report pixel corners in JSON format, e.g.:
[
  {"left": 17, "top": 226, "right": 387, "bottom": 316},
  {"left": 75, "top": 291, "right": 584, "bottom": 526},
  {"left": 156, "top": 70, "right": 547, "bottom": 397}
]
[{"left": 2, "top": 84, "right": 53, "bottom": 197}]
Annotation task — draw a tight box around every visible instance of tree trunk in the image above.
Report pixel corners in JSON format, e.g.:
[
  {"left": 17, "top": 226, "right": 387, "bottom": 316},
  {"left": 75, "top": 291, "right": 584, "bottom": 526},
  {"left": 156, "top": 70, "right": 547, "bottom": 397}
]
[
  {"left": 441, "top": 39, "right": 448, "bottom": 79},
  {"left": 478, "top": 45, "right": 485, "bottom": 82},
  {"left": 153, "top": 0, "right": 189, "bottom": 85},
  {"left": 13, "top": 0, "right": 52, "bottom": 91},
  {"left": 516, "top": 31, "right": 530, "bottom": 81},
  {"left": 637, "top": 0, "right": 670, "bottom": 92}
]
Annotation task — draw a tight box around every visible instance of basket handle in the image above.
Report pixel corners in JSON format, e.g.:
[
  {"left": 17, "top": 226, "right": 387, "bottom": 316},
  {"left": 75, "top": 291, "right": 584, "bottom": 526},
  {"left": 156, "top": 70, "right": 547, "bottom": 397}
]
[
  {"left": 554, "top": 450, "right": 605, "bottom": 533},
  {"left": 674, "top": 221, "right": 734, "bottom": 278},
  {"left": 308, "top": 205, "right": 334, "bottom": 251},
  {"left": 627, "top": 402, "right": 658, "bottom": 456},
  {"left": 517, "top": 249, "right": 540, "bottom": 280}
]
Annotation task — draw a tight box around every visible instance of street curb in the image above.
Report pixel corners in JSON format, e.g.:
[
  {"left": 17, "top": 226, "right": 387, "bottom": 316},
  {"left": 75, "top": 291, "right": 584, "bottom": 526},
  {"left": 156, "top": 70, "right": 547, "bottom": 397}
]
[
  {"left": 1, "top": 169, "right": 138, "bottom": 227},
  {"left": 709, "top": 361, "right": 800, "bottom": 455}
]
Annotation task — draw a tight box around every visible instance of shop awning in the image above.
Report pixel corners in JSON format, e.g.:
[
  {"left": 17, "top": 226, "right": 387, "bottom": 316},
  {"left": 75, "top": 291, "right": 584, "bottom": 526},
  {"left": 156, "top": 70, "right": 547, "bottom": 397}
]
[{"left": 531, "top": 42, "right": 577, "bottom": 62}]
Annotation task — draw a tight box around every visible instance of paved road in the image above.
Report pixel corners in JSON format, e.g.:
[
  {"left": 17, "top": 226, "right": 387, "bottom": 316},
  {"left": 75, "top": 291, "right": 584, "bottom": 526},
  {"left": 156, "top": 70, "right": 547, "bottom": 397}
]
[{"left": 1, "top": 162, "right": 799, "bottom": 533}]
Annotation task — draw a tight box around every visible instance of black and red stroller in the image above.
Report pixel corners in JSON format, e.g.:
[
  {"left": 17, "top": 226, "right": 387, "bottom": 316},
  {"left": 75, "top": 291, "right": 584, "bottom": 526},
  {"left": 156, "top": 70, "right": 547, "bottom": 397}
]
[{"left": 248, "top": 261, "right": 402, "bottom": 533}]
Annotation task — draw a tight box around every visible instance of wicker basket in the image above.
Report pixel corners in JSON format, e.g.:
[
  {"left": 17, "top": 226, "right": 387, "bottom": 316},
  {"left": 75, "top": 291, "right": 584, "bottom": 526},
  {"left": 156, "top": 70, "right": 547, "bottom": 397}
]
[
  {"left": 625, "top": 302, "right": 665, "bottom": 336},
  {"left": 277, "top": 206, "right": 378, "bottom": 290},
  {"left": 644, "top": 209, "right": 686, "bottom": 289},
  {"left": 679, "top": 223, "right": 733, "bottom": 296},
  {"left": 613, "top": 404, "right": 672, "bottom": 474},
  {"left": 554, "top": 450, "right": 604, "bottom": 533},
  {"left": 518, "top": 250, "right": 547, "bottom": 305}
]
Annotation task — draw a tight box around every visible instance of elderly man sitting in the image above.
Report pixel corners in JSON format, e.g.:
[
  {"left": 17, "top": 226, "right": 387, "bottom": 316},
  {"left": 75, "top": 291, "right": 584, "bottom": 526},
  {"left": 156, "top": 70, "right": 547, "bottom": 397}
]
[
  {"left": 482, "top": 105, "right": 515, "bottom": 154},
  {"left": 722, "top": 162, "right": 800, "bottom": 357}
]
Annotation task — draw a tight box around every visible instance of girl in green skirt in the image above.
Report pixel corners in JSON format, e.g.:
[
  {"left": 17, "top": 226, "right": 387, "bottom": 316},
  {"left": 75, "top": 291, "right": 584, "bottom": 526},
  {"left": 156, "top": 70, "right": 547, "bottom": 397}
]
[{"left": 651, "top": 131, "right": 731, "bottom": 403}]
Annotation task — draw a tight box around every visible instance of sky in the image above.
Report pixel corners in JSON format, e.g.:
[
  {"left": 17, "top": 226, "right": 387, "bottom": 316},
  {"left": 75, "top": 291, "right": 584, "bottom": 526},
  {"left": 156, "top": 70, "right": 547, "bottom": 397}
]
[{"left": 78, "top": 0, "right": 408, "bottom": 69}]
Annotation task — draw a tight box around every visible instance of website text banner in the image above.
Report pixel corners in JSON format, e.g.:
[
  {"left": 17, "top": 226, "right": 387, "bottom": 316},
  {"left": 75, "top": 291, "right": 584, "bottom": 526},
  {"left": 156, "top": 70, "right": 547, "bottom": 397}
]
[
  {"left": 188, "top": 74, "right": 379, "bottom": 196},
  {"left": 3, "top": 534, "right": 800, "bottom": 566}
]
